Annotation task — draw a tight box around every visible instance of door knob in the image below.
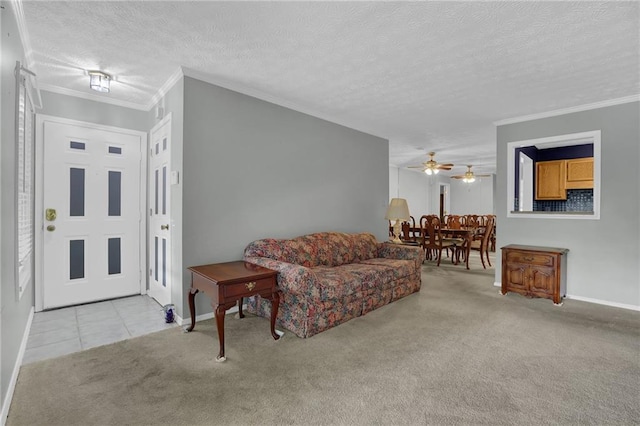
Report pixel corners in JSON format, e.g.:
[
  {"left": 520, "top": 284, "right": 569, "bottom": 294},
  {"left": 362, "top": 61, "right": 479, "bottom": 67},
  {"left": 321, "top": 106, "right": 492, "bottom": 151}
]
[
  {"left": 160, "top": 224, "right": 169, "bottom": 230},
  {"left": 45, "top": 208, "right": 57, "bottom": 221},
  {"left": 46, "top": 225, "right": 56, "bottom": 232}
]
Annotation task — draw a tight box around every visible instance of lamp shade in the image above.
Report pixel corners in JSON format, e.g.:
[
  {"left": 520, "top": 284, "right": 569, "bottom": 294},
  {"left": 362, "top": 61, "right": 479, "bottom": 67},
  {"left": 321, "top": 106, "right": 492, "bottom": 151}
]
[{"left": 385, "top": 198, "right": 411, "bottom": 221}]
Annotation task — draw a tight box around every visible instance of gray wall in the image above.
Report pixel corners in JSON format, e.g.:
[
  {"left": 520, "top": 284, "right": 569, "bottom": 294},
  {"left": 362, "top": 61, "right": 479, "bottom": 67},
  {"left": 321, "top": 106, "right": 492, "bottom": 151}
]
[
  {"left": 39, "top": 91, "right": 148, "bottom": 132},
  {"left": 449, "top": 175, "right": 495, "bottom": 215},
  {"left": 389, "top": 167, "right": 436, "bottom": 219},
  {"left": 0, "top": 4, "right": 32, "bottom": 408},
  {"left": 496, "top": 102, "right": 640, "bottom": 308},
  {"left": 182, "top": 76, "right": 389, "bottom": 316}
]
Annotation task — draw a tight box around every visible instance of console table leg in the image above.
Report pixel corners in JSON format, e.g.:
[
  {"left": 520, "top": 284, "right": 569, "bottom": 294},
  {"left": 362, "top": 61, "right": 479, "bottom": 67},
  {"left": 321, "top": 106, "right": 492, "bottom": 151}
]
[
  {"left": 185, "top": 288, "right": 199, "bottom": 332},
  {"left": 215, "top": 305, "right": 227, "bottom": 362},
  {"left": 270, "top": 291, "right": 281, "bottom": 340},
  {"left": 237, "top": 297, "right": 245, "bottom": 318}
]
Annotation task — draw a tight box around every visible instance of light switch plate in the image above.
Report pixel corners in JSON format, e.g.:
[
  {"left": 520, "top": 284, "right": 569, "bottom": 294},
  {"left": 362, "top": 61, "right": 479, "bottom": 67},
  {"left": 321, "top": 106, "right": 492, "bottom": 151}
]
[{"left": 170, "top": 171, "right": 179, "bottom": 185}]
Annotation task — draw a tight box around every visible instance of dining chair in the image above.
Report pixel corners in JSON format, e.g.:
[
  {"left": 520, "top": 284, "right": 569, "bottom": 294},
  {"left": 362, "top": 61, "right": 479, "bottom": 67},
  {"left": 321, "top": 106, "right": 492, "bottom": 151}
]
[
  {"left": 466, "top": 214, "right": 480, "bottom": 228},
  {"left": 421, "top": 215, "right": 460, "bottom": 266},
  {"left": 468, "top": 215, "right": 495, "bottom": 269},
  {"left": 402, "top": 215, "right": 418, "bottom": 242},
  {"left": 446, "top": 215, "right": 463, "bottom": 230}
]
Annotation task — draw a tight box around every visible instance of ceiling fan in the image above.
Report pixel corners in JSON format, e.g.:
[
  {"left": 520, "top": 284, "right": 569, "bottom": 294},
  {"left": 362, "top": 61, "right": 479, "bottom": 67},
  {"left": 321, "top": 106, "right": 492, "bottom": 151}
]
[
  {"left": 407, "top": 152, "right": 453, "bottom": 175},
  {"left": 451, "top": 165, "right": 491, "bottom": 183}
]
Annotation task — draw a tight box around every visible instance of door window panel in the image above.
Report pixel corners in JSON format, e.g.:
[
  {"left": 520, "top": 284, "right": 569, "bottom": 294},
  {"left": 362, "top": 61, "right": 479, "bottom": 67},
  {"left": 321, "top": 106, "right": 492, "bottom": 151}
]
[
  {"left": 108, "top": 171, "right": 121, "bottom": 216},
  {"left": 70, "top": 168, "right": 85, "bottom": 217},
  {"left": 162, "top": 166, "right": 167, "bottom": 215},
  {"left": 154, "top": 236, "right": 158, "bottom": 282},
  {"left": 162, "top": 238, "right": 167, "bottom": 287},
  {"left": 108, "top": 237, "right": 121, "bottom": 275},
  {"left": 69, "top": 239, "right": 85, "bottom": 279},
  {"left": 70, "top": 141, "right": 85, "bottom": 150},
  {"left": 154, "top": 169, "right": 159, "bottom": 215}
]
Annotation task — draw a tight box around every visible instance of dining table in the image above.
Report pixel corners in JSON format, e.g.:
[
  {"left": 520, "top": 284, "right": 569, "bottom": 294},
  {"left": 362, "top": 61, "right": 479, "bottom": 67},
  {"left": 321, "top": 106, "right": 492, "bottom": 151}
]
[{"left": 397, "top": 224, "right": 477, "bottom": 270}]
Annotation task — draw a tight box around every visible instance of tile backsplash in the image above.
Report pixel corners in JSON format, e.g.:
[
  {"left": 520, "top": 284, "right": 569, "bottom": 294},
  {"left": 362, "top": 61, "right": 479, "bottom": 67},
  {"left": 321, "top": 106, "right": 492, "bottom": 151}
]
[{"left": 534, "top": 189, "right": 593, "bottom": 212}]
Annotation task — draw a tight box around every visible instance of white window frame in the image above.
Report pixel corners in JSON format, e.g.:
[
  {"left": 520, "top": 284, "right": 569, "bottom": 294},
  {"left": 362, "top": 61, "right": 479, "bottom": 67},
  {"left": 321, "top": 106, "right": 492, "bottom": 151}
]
[
  {"left": 15, "top": 63, "right": 35, "bottom": 299},
  {"left": 506, "top": 130, "right": 601, "bottom": 220}
]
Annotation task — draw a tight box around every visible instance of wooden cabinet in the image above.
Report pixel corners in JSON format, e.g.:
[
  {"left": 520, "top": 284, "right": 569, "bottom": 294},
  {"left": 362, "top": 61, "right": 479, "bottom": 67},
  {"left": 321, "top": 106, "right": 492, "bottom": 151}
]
[
  {"left": 501, "top": 245, "right": 568, "bottom": 305},
  {"left": 535, "top": 160, "right": 566, "bottom": 200},
  {"left": 536, "top": 158, "right": 594, "bottom": 199},
  {"left": 565, "top": 157, "right": 593, "bottom": 189}
]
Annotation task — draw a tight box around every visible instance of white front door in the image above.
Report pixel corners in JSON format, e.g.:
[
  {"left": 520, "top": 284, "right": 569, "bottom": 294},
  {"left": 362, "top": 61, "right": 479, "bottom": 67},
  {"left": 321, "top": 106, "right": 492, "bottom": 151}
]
[
  {"left": 38, "top": 118, "right": 145, "bottom": 310},
  {"left": 148, "top": 115, "right": 172, "bottom": 307}
]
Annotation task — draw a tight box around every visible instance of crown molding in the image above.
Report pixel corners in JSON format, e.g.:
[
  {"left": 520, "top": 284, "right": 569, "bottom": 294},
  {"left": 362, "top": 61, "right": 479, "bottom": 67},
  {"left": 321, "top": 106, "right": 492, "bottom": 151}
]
[
  {"left": 145, "top": 67, "right": 185, "bottom": 110},
  {"left": 39, "top": 84, "right": 149, "bottom": 111},
  {"left": 181, "top": 67, "right": 384, "bottom": 140},
  {"left": 10, "top": 0, "right": 35, "bottom": 71},
  {"left": 494, "top": 94, "right": 640, "bottom": 126}
]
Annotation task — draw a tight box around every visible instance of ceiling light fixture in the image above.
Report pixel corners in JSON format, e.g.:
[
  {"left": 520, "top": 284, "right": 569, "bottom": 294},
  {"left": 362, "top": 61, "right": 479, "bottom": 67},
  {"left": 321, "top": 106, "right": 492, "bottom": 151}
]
[
  {"left": 408, "top": 152, "right": 452, "bottom": 175},
  {"left": 88, "top": 70, "right": 111, "bottom": 93},
  {"left": 452, "top": 165, "right": 491, "bottom": 183},
  {"left": 462, "top": 174, "right": 476, "bottom": 183}
]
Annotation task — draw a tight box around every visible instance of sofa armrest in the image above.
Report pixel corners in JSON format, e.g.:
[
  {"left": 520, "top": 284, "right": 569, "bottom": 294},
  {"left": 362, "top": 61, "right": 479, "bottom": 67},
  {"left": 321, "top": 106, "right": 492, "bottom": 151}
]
[
  {"left": 243, "top": 256, "right": 318, "bottom": 298},
  {"left": 377, "top": 243, "right": 425, "bottom": 270}
]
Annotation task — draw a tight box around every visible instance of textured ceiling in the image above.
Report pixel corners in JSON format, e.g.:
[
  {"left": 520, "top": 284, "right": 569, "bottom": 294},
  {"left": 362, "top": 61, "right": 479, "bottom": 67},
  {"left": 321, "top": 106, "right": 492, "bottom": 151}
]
[{"left": 19, "top": 1, "right": 640, "bottom": 175}]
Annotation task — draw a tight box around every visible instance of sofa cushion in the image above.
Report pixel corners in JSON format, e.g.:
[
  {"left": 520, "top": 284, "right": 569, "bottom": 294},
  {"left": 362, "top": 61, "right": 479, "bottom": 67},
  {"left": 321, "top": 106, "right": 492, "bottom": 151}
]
[
  {"left": 351, "top": 233, "right": 379, "bottom": 262},
  {"left": 305, "top": 232, "right": 355, "bottom": 267},
  {"left": 310, "top": 266, "right": 363, "bottom": 300},
  {"left": 245, "top": 232, "right": 379, "bottom": 268},
  {"left": 358, "top": 258, "right": 417, "bottom": 283},
  {"left": 329, "top": 259, "right": 416, "bottom": 293}
]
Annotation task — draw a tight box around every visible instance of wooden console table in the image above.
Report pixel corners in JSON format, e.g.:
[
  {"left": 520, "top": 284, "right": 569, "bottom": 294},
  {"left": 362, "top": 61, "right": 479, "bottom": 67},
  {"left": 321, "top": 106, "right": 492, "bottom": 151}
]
[
  {"left": 186, "top": 261, "right": 281, "bottom": 362},
  {"left": 501, "top": 245, "right": 568, "bottom": 305}
]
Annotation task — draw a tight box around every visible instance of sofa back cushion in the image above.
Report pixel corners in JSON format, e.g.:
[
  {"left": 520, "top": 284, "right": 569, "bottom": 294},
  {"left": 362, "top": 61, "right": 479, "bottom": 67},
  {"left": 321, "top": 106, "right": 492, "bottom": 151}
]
[{"left": 244, "top": 232, "right": 379, "bottom": 267}]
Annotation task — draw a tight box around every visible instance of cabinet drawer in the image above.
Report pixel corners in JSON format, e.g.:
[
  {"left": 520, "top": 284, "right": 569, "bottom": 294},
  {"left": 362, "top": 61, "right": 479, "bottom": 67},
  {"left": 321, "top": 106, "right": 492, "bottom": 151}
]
[
  {"left": 223, "top": 277, "right": 274, "bottom": 298},
  {"left": 506, "top": 251, "right": 555, "bottom": 267}
]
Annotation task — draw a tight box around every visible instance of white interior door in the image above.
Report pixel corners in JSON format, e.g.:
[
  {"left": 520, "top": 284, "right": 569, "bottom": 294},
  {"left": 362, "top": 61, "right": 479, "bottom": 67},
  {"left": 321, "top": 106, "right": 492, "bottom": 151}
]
[
  {"left": 148, "top": 115, "right": 172, "bottom": 307},
  {"left": 39, "top": 119, "right": 144, "bottom": 310},
  {"left": 519, "top": 152, "right": 534, "bottom": 211}
]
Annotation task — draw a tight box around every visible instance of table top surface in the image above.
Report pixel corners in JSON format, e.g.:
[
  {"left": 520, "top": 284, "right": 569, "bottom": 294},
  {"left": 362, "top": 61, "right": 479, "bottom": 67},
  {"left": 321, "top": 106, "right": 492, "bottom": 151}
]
[
  {"left": 188, "top": 261, "right": 278, "bottom": 284},
  {"left": 501, "top": 244, "right": 569, "bottom": 254}
]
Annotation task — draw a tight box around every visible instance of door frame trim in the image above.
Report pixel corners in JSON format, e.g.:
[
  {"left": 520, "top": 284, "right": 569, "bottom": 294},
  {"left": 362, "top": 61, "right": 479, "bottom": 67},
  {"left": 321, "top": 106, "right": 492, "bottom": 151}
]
[{"left": 34, "top": 115, "right": 148, "bottom": 312}]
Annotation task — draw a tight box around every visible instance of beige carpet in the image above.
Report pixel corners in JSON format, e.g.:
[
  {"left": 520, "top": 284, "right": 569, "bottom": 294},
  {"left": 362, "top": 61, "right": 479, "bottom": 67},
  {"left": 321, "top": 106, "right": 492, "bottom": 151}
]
[{"left": 7, "top": 255, "right": 640, "bottom": 425}]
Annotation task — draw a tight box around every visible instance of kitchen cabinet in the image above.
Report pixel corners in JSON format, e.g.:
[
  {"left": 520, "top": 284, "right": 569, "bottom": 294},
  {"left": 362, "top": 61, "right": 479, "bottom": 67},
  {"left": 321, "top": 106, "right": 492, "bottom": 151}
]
[
  {"left": 565, "top": 157, "right": 593, "bottom": 189},
  {"left": 501, "top": 245, "right": 568, "bottom": 305},
  {"left": 535, "top": 160, "right": 566, "bottom": 200}
]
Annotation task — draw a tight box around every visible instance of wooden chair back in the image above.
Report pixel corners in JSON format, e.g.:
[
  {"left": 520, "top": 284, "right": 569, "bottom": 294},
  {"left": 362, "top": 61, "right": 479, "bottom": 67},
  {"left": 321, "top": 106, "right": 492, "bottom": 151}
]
[{"left": 446, "top": 215, "right": 463, "bottom": 230}]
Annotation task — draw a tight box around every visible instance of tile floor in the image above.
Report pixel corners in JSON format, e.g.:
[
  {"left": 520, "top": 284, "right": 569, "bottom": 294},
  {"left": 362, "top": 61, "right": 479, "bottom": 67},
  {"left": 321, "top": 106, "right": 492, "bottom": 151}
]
[{"left": 23, "top": 295, "right": 179, "bottom": 365}]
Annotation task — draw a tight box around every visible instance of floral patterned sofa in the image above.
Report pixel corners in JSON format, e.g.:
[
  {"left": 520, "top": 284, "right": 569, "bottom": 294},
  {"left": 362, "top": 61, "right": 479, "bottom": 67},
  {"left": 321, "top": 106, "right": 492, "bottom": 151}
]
[{"left": 243, "top": 232, "right": 424, "bottom": 338}]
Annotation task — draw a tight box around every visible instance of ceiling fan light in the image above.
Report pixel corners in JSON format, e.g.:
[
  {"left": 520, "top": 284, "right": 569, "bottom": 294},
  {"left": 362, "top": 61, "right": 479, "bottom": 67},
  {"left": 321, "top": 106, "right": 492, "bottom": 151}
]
[
  {"left": 425, "top": 169, "right": 433, "bottom": 175},
  {"left": 433, "top": 169, "right": 439, "bottom": 175}
]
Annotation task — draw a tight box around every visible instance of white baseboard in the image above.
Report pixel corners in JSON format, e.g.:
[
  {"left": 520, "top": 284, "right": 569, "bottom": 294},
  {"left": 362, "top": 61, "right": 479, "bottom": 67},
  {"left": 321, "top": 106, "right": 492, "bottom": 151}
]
[
  {"left": 1, "top": 307, "right": 34, "bottom": 426},
  {"left": 565, "top": 294, "right": 640, "bottom": 312},
  {"left": 494, "top": 281, "right": 639, "bottom": 312},
  {"left": 175, "top": 305, "right": 239, "bottom": 327}
]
